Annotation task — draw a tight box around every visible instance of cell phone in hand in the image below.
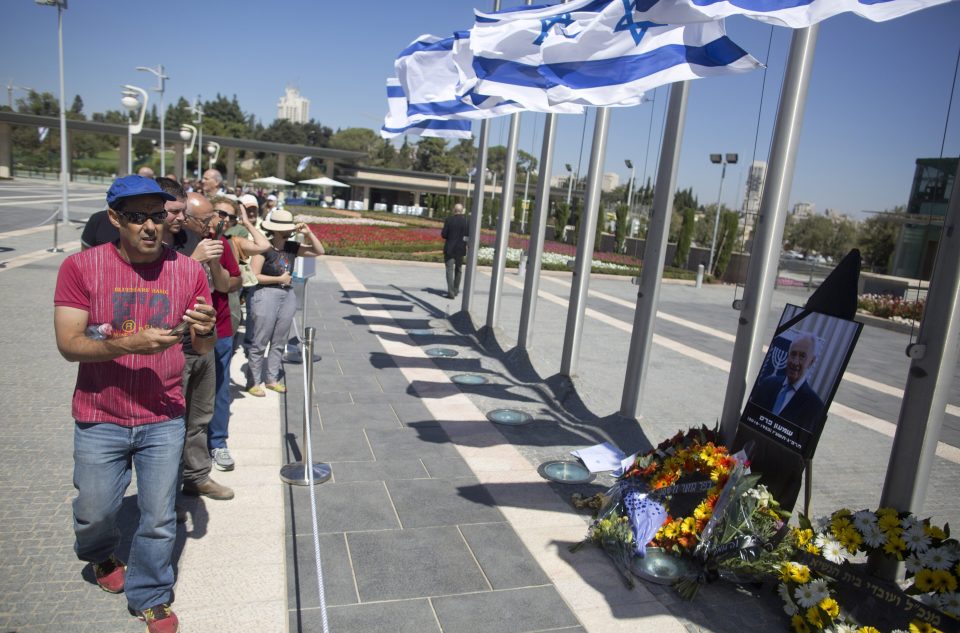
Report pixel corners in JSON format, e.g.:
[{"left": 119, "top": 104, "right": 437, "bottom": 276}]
[{"left": 212, "top": 219, "right": 226, "bottom": 240}]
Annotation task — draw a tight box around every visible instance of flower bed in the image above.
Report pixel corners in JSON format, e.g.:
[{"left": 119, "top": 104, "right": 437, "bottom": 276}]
[{"left": 858, "top": 294, "right": 925, "bottom": 323}]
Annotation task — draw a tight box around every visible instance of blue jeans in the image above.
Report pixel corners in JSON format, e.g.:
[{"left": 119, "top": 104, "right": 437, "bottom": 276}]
[
  {"left": 208, "top": 335, "right": 234, "bottom": 450},
  {"left": 73, "top": 418, "right": 184, "bottom": 611}
]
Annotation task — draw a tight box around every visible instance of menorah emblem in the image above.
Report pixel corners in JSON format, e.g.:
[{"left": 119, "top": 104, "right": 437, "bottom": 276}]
[{"left": 769, "top": 346, "right": 789, "bottom": 373}]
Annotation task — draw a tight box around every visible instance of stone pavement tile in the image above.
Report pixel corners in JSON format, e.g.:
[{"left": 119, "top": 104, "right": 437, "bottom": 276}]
[
  {"left": 575, "top": 600, "right": 690, "bottom": 633},
  {"left": 316, "top": 402, "right": 402, "bottom": 430},
  {"left": 346, "top": 526, "right": 489, "bottom": 601},
  {"left": 306, "top": 428, "right": 373, "bottom": 462},
  {"left": 386, "top": 478, "right": 504, "bottom": 528},
  {"left": 209, "top": 464, "right": 279, "bottom": 487},
  {"left": 431, "top": 585, "right": 579, "bottom": 633},
  {"left": 474, "top": 470, "right": 591, "bottom": 530},
  {"left": 286, "top": 533, "right": 358, "bottom": 609},
  {"left": 177, "top": 601, "right": 286, "bottom": 633},
  {"left": 177, "top": 485, "right": 282, "bottom": 536},
  {"left": 364, "top": 427, "right": 462, "bottom": 461},
  {"left": 337, "top": 356, "right": 386, "bottom": 376},
  {"left": 315, "top": 391, "right": 355, "bottom": 405},
  {"left": 296, "top": 598, "right": 441, "bottom": 633},
  {"left": 173, "top": 562, "right": 285, "bottom": 611},
  {"left": 390, "top": 400, "right": 436, "bottom": 426},
  {"left": 376, "top": 372, "right": 418, "bottom": 394},
  {"left": 177, "top": 532, "right": 283, "bottom": 570},
  {"left": 420, "top": 456, "right": 477, "bottom": 478},
  {"left": 287, "top": 481, "right": 400, "bottom": 534},
  {"left": 312, "top": 374, "right": 380, "bottom": 394},
  {"left": 459, "top": 522, "right": 551, "bottom": 590},
  {"left": 330, "top": 458, "right": 429, "bottom": 482}
]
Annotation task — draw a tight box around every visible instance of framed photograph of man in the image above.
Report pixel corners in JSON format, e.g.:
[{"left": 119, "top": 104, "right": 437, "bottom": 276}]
[{"left": 741, "top": 304, "right": 863, "bottom": 458}]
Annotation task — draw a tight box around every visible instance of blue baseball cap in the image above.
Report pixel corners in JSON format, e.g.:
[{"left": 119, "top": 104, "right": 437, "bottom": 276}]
[{"left": 106, "top": 175, "right": 175, "bottom": 207}]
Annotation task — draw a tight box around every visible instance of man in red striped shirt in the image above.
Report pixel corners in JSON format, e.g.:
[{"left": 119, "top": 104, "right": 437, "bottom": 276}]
[{"left": 54, "top": 175, "right": 216, "bottom": 633}]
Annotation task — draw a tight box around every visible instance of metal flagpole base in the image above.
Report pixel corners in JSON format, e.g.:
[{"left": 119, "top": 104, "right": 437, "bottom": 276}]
[
  {"left": 46, "top": 248, "right": 65, "bottom": 253},
  {"left": 280, "top": 462, "right": 332, "bottom": 486}
]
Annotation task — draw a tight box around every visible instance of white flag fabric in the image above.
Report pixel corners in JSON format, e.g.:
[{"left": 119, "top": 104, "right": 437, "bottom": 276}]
[
  {"left": 396, "top": 33, "right": 584, "bottom": 120},
  {"left": 462, "top": 0, "right": 760, "bottom": 108},
  {"left": 38, "top": 127, "right": 49, "bottom": 142},
  {"left": 296, "top": 156, "right": 312, "bottom": 173},
  {"left": 380, "top": 78, "right": 473, "bottom": 139},
  {"left": 608, "top": 0, "right": 954, "bottom": 28}
]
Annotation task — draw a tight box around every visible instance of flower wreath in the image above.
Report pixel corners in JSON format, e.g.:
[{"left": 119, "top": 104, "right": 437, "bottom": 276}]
[
  {"left": 620, "top": 426, "right": 739, "bottom": 554},
  {"left": 778, "top": 507, "right": 959, "bottom": 633}
]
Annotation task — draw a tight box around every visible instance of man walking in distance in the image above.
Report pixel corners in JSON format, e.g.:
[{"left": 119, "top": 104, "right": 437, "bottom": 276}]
[
  {"left": 178, "top": 193, "right": 239, "bottom": 498},
  {"left": 54, "top": 175, "right": 216, "bottom": 633},
  {"left": 441, "top": 203, "right": 469, "bottom": 299},
  {"left": 201, "top": 168, "right": 225, "bottom": 198}
]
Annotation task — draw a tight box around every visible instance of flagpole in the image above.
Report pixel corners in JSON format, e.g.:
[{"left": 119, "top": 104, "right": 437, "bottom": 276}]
[
  {"left": 620, "top": 81, "right": 689, "bottom": 418},
  {"left": 461, "top": 118, "right": 490, "bottom": 315},
  {"left": 485, "top": 110, "right": 522, "bottom": 330},
  {"left": 870, "top": 161, "right": 960, "bottom": 581},
  {"left": 517, "top": 111, "right": 558, "bottom": 349},
  {"left": 719, "top": 25, "right": 820, "bottom": 444},
  {"left": 560, "top": 106, "right": 610, "bottom": 377}
]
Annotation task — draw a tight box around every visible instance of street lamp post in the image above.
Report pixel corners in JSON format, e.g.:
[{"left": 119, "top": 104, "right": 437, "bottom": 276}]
[
  {"left": 707, "top": 152, "right": 738, "bottom": 275},
  {"left": 180, "top": 124, "right": 197, "bottom": 180},
  {"left": 121, "top": 85, "right": 148, "bottom": 176},
  {"left": 206, "top": 141, "right": 221, "bottom": 170},
  {"left": 136, "top": 64, "right": 168, "bottom": 175},
  {"left": 6, "top": 82, "right": 36, "bottom": 110},
  {"left": 625, "top": 158, "right": 635, "bottom": 214},
  {"left": 189, "top": 97, "right": 203, "bottom": 179},
  {"left": 35, "top": 0, "right": 69, "bottom": 224},
  {"left": 565, "top": 163, "right": 573, "bottom": 207}
]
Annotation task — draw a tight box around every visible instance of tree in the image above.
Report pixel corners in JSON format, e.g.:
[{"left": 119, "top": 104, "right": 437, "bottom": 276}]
[
  {"left": 164, "top": 97, "right": 193, "bottom": 129},
  {"left": 70, "top": 94, "right": 84, "bottom": 117},
  {"left": 202, "top": 94, "right": 251, "bottom": 138},
  {"left": 329, "top": 127, "right": 386, "bottom": 160},
  {"left": 713, "top": 211, "right": 740, "bottom": 278},
  {"left": 412, "top": 137, "right": 449, "bottom": 172},
  {"left": 858, "top": 210, "right": 901, "bottom": 273},
  {"left": 785, "top": 214, "right": 834, "bottom": 256},
  {"left": 673, "top": 207, "right": 695, "bottom": 267},
  {"left": 554, "top": 201, "right": 571, "bottom": 242},
  {"left": 826, "top": 217, "right": 859, "bottom": 260},
  {"left": 614, "top": 203, "right": 629, "bottom": 253}
]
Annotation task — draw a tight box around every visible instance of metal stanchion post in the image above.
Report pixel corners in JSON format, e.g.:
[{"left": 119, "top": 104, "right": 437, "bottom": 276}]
[
  {"left": 280, "top": 327, "right": 331, "bottom": 485},
  {"left": 47, "top": 207, "right": 64, "bottom": 253}
]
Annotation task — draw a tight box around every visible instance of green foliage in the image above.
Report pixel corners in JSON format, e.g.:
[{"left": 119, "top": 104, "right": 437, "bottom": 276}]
[
  {"left": 554, "top": 201, "right": 571, "bottom": 242},
  {"left": 673, "top": 186, "right": 697, "bottom": 213},
  {"left": 858, "top": 210, "right": 900, "bottom": 273},
  {"left": 614, "top": 203, "right": 629, "bottom": 253},
  {"left": 594, "top": 207, "right": 605, "bottom": 252},
  {"left": 713, "top": 210, "right": 740, "bottom": 278},
  {"left": 784, "top": 213, "right": 834, "bottom": 256},
  {"left": 673, "top": 207, "right": 696, "bottom": 267}
]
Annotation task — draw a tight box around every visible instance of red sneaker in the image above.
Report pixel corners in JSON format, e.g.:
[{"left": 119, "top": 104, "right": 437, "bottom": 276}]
[
  {"left": 92, "top": 555, "right": 126, "bottom": 593},
  {"left": 135, "top": 603, "right": 180, "bottom": 633}
]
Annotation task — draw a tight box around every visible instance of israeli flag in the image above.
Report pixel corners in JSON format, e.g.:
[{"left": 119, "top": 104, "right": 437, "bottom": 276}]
[
  {"left": 462, "top": 0, "right": 760, "bottom": 108},
  {"left": 396, "top": 33, "right": 584, "bottom": 120},
  {"left": 611, "top": 0, "right": 954, "bottom": 28},
  {"left": 380, "top": 78, "right": 473, "bottom": 139}
]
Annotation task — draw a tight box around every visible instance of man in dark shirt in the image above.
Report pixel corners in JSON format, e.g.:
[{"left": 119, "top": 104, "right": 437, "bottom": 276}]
[{"left": 440, "top": 203, "right": 469, "bottom": 299}]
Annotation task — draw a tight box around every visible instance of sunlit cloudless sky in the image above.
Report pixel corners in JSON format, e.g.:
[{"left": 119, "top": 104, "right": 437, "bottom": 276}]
[{"left": 3, "top": 0, "right": 959, "bottom": 217}]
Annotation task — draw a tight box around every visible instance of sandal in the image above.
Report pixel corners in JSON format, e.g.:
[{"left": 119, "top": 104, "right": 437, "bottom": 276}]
[
  {"left": 248, "top": 385, "right": 266, "bottom": 397},
  {"left": 265, "top": 383, "right": 287, "bottom": 393}
]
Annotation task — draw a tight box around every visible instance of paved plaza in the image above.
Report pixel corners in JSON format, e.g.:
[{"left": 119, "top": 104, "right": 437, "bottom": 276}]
[{"left": 1, "top": 179, "right": 958, "bottom": 632}]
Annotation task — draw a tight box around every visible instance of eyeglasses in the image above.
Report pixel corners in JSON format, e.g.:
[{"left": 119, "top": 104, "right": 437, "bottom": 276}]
[
  {"left": 183, "top": 211, "right": 213, "bottom": 226},
  {"left": 120, "top": 210, "right": 168, "bottom": 225},
  {"left": 215, "top": 210, "right": 237, "bottom": 221}
]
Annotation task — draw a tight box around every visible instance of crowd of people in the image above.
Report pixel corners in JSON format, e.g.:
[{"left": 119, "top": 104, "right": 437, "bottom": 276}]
[{"left": 56, "top": 166, "right": 323, "bottom": 632}]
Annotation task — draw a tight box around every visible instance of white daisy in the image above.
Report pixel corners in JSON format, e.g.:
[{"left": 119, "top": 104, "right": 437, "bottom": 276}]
[
  {"left": 901, "top": 515, "right": 922, "bottom": 532},
  {"left": 862, "top": 523, "right": 887, "bottom": 548},
  {"left": 779, "top": 583, "right": 798, "bottom": 616},
  {"left": 920, "top": 546, "right": 956, "bottom": 570},
  {"left": 815, "top": 532, "right": 832, "bottom": 549},
  {"left": 794, "top": 583, "right": 821, "bottom": 609},
  {"left": 853, "top": 510, "right": 877, "bottom": 531},
  {"left": 807, "top": 578, "right": 830, "bottom": 603},
  {"left": 833, "top": 623, "right": 858, "bottom": 633},
  {"left": 904, "top": 554, "right": 925, "bottom": 574},
  {"left": 935, "top": 592, "right": 960, "bottom": 618},
  {"left": 903, "top": 526, "right": 932, "bottom": 553},
  {"left": 821, "top": 537, "right": 850, "bottom": 564}
]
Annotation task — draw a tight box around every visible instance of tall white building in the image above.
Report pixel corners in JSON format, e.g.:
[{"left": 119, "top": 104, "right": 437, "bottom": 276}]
[
  {"left": 601, "top": 172, "right": 619, "bottom": 192},
  {"left": 277, "top": 86, "right": 310, "bottom": 124},
  {"left": 792, "top": 201, "right": 815, "bottom": 218},
  {"left": 742, "top": 160, "right": 766, "bottom": 215}
]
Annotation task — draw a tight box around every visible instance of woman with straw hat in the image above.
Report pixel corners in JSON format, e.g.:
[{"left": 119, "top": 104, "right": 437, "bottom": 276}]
[{"left": 246, "top": 209, "right": 324, "bottom": 396}]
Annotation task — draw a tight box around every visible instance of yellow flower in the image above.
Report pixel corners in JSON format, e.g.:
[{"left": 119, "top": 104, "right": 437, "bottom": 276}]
[
  {"left": 787, "top": 563, "right": 811, "bottom": 584},
  {"left": 791, "top": 614, "right": 810, "bottom": 633},
  {"left": 839, "top": 526, "right": 863, "bottom": 552},
  {"left": 878, "top": 512, "right": 901, "bottom": 532},
  {"left": 909, "top": 621, "right": 944, "bottom": 633},
  {"left": 914, "top": 569, "right": 936, "bottom": 593},
  {"left": 680, "top": 517, "right": 697, "bottom": 535},
  {"left": 804, "top": 543, "right": 821, "bottom": 556},
  {"left": 858, "top": 627, "right": 882, "bottom": 633},
  {"left": 693, "top": 502, "right": 712, "bottom": 522},
  {"left": 876, "top": 506, "right": 898, "bottom": 518},
  {"left": 931, "top": 569, "right": 958, "bottom": 593},
  {"left": 805, "top": 606, "right": 823, "bottom": 628},
  {"left": 924, "top": 524, "right": 947, "bottom": 540},
  {"left": 819, "top": 597, "right": 840, "bottom": 618},
  {"left": 661, "top": 520, "right": 680, "bottom": 540},
  {"left": 883, "top": 535, "right": 907, "bottom": 558},
  {"left": 831, "top": 516, "right": 853, "bottom": 538}
]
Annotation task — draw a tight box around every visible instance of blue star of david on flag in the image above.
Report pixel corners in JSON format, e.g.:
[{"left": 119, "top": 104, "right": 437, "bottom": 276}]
[
  {"left": 614, "top": 0, "right": 664, "bottom": 45},
  {"left": 533, "top": 13, "right": 576, "bottom": 46}
]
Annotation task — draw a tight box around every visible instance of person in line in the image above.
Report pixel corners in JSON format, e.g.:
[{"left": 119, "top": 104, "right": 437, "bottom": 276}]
[
  {"left": 224, "top": 195, "right": 271, "bottom": 361},
  {"left": 441, "top": 203, "right": 469, "bottom": 299},
  {"left": 750, "top": 333, "right": 826, "bottom": 429},
  {"left": 54, "top": 175, "right": 216, "bottom": 633},
  {"left": 178, "top": 193, "right": 239, "bottom": 493},
  {"left": 201, "top": 168, "right": 225, "bottom": 198},
  {"left": 80, "top": 167, "right": 157, "bottom": 249},
  {"left": 246, "top": 209, "right": 324, "bottom": 396}
]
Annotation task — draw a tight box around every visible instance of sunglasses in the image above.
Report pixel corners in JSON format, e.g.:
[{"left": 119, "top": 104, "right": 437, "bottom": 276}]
[
  {"left": 184, "top": 211, "right": 213, "bottom": 226},
  {"left": 120, "top": 210, "right": 168, "bottom": 225},
  {"left": 215, "top": 210, "right": 238, "bottom": 221}
]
